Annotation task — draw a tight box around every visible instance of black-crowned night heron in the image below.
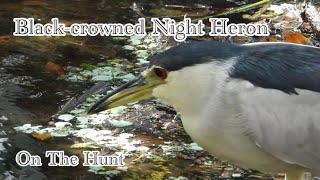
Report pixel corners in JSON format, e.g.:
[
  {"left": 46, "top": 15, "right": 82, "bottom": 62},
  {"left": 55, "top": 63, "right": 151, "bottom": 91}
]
[{"left": 88, "top": 41, "right": 320, "bottom": 180}]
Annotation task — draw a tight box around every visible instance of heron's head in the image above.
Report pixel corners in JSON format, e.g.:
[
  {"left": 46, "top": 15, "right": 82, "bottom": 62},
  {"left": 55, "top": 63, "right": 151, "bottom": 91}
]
[{"left": 88, "top": 41, "right": 239, "bottom": 114}]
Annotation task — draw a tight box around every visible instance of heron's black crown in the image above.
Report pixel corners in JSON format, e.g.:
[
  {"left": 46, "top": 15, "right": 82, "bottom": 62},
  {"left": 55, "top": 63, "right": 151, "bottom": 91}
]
[
  {"left": 149, "top": 41, "right": 240, "bottom": 71},
  {"left": 148, "top": 41, "right": 320, "bottom": 94}
]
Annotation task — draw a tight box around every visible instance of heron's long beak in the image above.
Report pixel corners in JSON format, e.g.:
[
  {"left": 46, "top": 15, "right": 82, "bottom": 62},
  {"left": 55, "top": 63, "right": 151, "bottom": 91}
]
[{"left": 87, "top": 72, "right": 162, "bottom": 114}]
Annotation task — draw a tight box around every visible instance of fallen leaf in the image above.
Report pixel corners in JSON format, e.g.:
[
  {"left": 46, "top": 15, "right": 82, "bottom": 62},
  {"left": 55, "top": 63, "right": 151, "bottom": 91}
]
[
  {"left": 284, "top": 32, "right": 312, "bottom": 45},
  {"left": 32, "top": 132, "right": 52, "bottom": 141},
  {"left": 45, "top": 62, "right": 65, "bottom": 76},
  {"left": 0, "top": 36, "right": 13, "bottom": 44}
]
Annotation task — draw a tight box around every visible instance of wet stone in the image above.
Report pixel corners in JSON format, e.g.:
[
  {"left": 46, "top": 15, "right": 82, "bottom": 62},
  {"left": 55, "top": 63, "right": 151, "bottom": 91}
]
[{"left": 1, "top": 54, "right": 27, "bottom": 67}]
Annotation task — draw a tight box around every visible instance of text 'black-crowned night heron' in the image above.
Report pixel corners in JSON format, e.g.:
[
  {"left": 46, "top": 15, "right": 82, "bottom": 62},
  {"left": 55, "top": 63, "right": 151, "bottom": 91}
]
[{"left": 88, "top": 41, "right": 320, "bottom": 180}]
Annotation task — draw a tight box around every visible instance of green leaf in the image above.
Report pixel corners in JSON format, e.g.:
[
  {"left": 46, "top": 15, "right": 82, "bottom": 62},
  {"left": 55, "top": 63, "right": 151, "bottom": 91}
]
[
  {"left": 109, "top": 106, "right": 127, "bottom": 114},
  {"left": 189, "top": 143, "right": 204, "bottom": 151},
  {"left": 123, "top": 45, "right": 134, "bottom": 50},
  {"left": 136, "top": 50, "right": 149, "bottom": 58},
  {"left": 80, "top": 63, "right": 96, "bottom": 71},
  {"left": 58, "top": 114, "right": 75, "bottom": 122},
  {"left": 108, "top": 119, "right": 133, "bottom": 128},
  {"left": 130, "top": 39, "right": 141, "bottom": 45},
  {"left": 137, "top": 58, "right": 149, "bottom": 64},
  {"left": 121, "top": 73, "right": 136, "bottom": 81},
  {"left": 91, "top": 75, "right": 113, "bottom": 81}
]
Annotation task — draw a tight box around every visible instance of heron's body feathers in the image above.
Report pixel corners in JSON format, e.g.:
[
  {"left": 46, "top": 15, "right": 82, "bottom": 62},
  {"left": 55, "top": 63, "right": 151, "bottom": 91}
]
[{"left": 151, "top": 42, "right": 320, "bottom": 177}]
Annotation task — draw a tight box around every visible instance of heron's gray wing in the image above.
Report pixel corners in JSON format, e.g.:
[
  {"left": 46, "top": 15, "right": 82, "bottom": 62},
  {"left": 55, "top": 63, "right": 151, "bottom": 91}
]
[
  {"left": 232, "top": 42, "right": 320, "bottom": 94},
  {"left": 240, "top": 89, "right": 320, "bottom": 171},
  {"left": 233, "top": 43, "right": 320, "bottom": 172}
]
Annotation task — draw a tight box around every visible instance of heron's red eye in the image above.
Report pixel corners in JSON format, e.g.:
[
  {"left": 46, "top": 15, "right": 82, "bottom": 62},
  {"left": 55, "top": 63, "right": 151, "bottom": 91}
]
[{"left": 154, "top": 67, "right": 167, "bottom": 79}]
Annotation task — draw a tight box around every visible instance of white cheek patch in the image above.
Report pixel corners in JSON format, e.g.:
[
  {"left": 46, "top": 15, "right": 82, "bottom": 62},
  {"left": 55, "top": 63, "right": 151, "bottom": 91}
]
[
  {"left": 152, "top": 74, "right": 175, "bottom": 102},
  {"left": 151, "top": 62, "right": 235, "bottom": 113}
]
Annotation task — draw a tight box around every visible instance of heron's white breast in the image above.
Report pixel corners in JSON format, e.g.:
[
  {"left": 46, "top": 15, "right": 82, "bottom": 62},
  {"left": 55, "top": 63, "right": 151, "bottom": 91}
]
[{"left": 151, "top": 62, "right": 306, "bottom": 173}]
